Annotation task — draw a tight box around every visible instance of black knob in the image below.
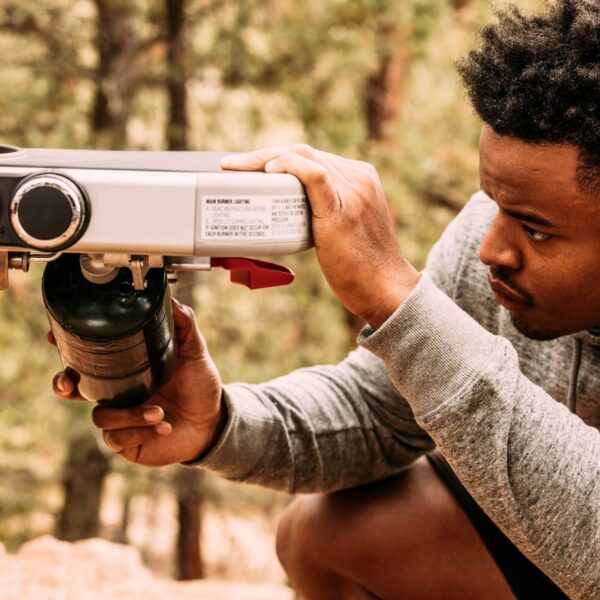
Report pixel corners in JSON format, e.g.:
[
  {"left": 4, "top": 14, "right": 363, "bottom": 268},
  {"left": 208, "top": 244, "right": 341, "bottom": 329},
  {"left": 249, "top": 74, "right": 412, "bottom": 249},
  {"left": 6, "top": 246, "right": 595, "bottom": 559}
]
[{"left": 10, "top": 173, "right": 88, "bottom": 251}]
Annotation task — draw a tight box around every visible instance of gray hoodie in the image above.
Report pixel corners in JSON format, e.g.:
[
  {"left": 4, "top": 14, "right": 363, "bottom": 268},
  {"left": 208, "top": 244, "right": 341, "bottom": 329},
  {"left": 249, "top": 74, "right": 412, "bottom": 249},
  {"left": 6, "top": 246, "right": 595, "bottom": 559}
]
[{"left": 195, "top": 192, "right": 600, "bottom": 598}]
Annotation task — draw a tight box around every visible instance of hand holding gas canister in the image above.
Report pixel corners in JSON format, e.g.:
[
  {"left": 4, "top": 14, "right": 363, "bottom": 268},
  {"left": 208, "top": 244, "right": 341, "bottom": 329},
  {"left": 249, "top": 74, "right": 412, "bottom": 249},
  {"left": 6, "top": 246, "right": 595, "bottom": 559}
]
[
  {"left": 221, "top": 145, "right": 420, "bottom": 329},
  {"left": 53, "top": 300, "right": 225, "bottom": 466}
]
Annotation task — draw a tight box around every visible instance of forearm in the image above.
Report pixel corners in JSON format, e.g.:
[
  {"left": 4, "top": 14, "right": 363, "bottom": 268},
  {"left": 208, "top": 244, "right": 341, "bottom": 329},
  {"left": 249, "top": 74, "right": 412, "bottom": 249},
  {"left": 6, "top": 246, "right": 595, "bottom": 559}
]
[
  {"left": 360, "top": 274, "right": 600, "bottom": 599},
  {"left": 191, "top": 350, "right": 434, "bottom": 493}
]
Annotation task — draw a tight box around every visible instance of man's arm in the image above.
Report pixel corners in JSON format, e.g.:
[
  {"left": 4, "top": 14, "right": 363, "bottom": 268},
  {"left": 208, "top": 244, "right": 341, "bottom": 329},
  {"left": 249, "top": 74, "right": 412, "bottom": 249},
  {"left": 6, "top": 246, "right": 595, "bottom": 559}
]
[
  {"left": 190, "top": 348, "right": 434, "bottom": 492},
  {"left": 53, "top": 300, "right": 433, "bottom": 482}
]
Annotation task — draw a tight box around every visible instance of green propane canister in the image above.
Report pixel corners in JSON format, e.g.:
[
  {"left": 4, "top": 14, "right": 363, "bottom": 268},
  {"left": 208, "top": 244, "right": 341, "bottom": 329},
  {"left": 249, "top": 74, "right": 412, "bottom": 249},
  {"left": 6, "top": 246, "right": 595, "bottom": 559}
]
[{"left": 42, "top": 253, "right": 177, "bottom": 407}]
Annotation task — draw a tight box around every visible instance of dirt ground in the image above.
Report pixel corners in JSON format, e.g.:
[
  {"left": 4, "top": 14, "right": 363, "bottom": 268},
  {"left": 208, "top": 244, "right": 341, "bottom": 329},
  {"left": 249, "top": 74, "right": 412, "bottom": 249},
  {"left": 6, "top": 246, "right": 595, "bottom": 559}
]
[{"left": 0, "top": 536, "right": 295, "bottom": 600}]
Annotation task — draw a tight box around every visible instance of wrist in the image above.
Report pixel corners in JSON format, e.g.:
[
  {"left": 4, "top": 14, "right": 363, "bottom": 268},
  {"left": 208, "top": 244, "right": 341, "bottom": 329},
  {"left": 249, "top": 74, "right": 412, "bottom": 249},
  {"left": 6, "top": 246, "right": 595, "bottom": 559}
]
[
  {"left": 363, "top": 266, "right": 420, "bottom": 329},
  {"left": 205, "top": 391, "right": 228, "bottom": 450},
  {"left": 183, "top": 390, "right": 228, "bottom": 464}
]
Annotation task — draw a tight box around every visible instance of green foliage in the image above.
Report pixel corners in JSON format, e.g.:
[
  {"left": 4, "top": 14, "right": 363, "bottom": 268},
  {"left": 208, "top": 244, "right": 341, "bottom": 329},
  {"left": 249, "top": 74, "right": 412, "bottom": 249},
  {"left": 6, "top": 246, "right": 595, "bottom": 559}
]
[{"left": 0, "top": 0, "right": 527, "bottom": 553}]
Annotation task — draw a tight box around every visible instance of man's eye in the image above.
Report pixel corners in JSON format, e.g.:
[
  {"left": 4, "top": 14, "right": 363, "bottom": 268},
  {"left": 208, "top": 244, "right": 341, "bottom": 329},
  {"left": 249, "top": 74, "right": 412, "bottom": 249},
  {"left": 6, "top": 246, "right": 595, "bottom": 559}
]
[{"left": 523, "top": 225, "right": 553, "bottom": 242}]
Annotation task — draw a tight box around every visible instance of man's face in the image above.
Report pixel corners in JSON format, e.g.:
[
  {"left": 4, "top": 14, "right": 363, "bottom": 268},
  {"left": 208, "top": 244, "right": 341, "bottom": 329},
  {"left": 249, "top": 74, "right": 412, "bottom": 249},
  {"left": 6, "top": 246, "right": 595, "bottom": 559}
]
[{"left": 478, "top": 126, "right": 600, "bottom": 340}]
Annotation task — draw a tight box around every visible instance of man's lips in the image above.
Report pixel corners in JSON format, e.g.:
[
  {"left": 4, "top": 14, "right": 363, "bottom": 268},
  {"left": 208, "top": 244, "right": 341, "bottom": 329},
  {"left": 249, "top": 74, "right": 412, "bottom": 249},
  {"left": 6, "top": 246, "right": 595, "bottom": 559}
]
[{"left": 488, "top": 275, "right": 530, "bottom": 308}]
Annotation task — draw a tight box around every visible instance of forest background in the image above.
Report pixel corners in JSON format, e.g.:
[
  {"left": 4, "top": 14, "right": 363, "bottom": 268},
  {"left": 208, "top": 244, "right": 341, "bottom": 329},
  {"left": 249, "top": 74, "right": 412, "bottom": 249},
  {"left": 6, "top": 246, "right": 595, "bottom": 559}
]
[{"left": 0, "top": 0, "right": 542, "bottom": 588}]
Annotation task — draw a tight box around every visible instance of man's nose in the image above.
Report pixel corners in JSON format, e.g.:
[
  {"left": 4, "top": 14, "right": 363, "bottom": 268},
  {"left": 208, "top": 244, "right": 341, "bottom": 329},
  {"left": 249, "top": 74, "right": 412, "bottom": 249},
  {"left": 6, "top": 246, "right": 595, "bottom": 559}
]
[{"left": 478, "top": 214, "right": 522, "bottom": 271}]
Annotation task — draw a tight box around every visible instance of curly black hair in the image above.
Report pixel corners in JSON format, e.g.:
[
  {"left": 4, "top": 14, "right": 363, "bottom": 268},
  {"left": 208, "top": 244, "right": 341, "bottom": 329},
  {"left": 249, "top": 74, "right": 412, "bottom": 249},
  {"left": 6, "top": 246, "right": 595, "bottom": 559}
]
[{"left": 457, "top": 0, "right": 600, "bottom": 192}]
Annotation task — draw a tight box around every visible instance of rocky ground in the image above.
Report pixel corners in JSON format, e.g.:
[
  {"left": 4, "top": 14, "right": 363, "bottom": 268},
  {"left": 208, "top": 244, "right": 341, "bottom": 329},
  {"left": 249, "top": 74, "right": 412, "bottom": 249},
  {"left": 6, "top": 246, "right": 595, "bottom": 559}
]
[{"left": 0, "top": 536, "right": 295, "bottom": 600}]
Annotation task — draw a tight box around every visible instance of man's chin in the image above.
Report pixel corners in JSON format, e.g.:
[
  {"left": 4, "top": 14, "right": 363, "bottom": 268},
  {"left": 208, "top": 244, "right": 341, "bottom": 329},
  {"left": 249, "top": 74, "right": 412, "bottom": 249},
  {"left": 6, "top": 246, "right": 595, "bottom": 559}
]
[{"left": 509, "top": 312, "right": 565, "bottom": 341}]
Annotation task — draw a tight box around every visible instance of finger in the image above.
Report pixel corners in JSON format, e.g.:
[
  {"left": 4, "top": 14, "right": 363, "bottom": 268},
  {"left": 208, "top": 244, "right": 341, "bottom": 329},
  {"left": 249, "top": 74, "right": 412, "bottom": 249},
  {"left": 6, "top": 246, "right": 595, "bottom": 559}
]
[
  {"left": 92, "top": 404, "right": 164, "bottom": 431},
  {"left": 170, "top": 297, "right": 207, "bottom": 360},
  {"left": 171, "top": 297, "right": 195, "bottom": 329},
  {"left": 270, "top": 149, "right": 382, "bottom": 218},
  {"left": 319, "top": 150, "right": 379, "bottom": 176},
  {"left": 264, "top": 153, "right": 341, "bottom": 219},
  {"left": 220, "top": 145, "right": 302, "bottom": 171},
  {"left": 52, "top": 371, "right": 84, "bottom": 401},
  {"left": 47, "top": 331, "right": 57, "bottom": 346},
  {"left": 291, "top": 146, "right": 377, "bottom": 189},
  {"left": 102, "top": 422, "right": 172, "bottom": 453},
  {"left": 221, "top": 143, "right": 370, "bottom": 180},
  {"left": 220, "top": 144, "right": 342, "bottom": 171}
]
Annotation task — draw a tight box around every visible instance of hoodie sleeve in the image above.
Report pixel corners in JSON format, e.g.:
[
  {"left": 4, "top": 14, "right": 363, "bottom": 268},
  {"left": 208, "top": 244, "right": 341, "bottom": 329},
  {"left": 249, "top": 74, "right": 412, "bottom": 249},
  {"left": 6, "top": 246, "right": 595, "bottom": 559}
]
[
  {"left": 190, "top": 347, "right": 434, "bottom": 492},
  {"left": 358, "top": 273, "right": 600, "bottom": 600}
]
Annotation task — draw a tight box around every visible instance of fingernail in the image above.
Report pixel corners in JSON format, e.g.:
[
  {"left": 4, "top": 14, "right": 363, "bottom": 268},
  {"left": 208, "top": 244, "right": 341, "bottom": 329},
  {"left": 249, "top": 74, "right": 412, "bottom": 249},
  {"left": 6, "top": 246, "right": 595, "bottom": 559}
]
[
  {"left": 104, "top": 434, "right": 122, "bottom": 452},
  {"left": 172, "top": 297, "right": 183, "bottom": 309},
  {"left": 156, "top": 422, "right": 172, "bottom": 435},
  {"left": 221, "top": 153, "right": 249, "bottom": 167},
  {"left": 143, "top": 407, "right": 163, "bottom": 423}
]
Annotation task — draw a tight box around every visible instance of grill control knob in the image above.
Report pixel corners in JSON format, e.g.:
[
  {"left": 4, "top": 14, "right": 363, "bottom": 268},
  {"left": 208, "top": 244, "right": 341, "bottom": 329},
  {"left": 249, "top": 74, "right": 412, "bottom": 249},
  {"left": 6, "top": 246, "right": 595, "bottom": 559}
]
[{"left": 10, "top": 173, "right": 89, "bottom": 251}]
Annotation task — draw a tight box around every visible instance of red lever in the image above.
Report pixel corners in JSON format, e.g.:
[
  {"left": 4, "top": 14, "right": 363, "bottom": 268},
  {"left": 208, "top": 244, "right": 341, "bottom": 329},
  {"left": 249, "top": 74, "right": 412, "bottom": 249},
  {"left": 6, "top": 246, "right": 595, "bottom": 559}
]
[{"left": 211, "top": 257, "right": 295, "bottom": 289}]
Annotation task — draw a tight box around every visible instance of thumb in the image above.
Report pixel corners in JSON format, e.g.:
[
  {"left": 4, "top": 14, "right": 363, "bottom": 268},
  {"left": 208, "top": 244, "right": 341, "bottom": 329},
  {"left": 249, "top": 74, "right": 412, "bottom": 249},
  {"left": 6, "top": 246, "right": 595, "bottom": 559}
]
[{"left": 52, "top": 371, "right": 84, "bottom": 401}]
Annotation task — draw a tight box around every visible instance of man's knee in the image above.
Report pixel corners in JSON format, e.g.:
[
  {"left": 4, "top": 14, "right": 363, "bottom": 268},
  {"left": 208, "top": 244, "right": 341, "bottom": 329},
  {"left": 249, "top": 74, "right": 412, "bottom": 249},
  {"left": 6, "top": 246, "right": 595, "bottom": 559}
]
[
  {"left": 275, "top": 496, "right": 299, "bottom": 572},
  {"left": 276, "top": 494, "right": 328, "bottom": 576},
  {"left": 276, "top": 493, "right": 360, "bottom": 599},
  {"left": 275, "top": 459, "right": 515, "bottom": 599},
  {"left": 275, "top": 466, "right": 419, "bottom": 579}
]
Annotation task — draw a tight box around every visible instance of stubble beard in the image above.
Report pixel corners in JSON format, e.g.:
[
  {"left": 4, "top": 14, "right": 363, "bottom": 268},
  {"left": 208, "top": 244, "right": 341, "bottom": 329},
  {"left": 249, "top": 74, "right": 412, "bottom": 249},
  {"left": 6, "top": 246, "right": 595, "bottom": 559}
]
[{"left": 509, "top": 311, "right": 566, "bottom": 341}]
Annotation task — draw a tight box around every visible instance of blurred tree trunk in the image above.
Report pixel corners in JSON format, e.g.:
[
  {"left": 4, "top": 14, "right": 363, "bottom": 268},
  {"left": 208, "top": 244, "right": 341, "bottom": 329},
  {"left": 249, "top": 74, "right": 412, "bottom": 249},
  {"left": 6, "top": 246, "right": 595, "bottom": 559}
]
[
  {"left": 174, "top": 464, "right": 206, "bottom": 580},
  {"left": 365, "top": 22, "right": 411, "bottom": 143},
  {"left": 451, "top": 0, "right": 472, "bottom": 10},
  {"left": 172, "top": 273, "right": 206, "bottom": 580},
  {"left": 166, "top": 0, "right": 189, "bottom": 150},
  {"left": 91, "top": 0, "right": 139, "bottom": 148},
  {"left": 165, "top": 0, "right": 205, "bottom": 580},
  {"left": 114, "top": 492, "right": 132, "bottom": 544},
  {"left": 55, "top": 430, "right": 111, "bottom": 541}
]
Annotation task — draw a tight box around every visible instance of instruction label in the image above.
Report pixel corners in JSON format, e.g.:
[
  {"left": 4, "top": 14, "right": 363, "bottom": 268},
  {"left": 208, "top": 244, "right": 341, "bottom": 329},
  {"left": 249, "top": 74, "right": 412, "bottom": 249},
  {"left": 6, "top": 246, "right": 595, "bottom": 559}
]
[{"left": 200, "top": 195, "right": 309, "bottom": 241}]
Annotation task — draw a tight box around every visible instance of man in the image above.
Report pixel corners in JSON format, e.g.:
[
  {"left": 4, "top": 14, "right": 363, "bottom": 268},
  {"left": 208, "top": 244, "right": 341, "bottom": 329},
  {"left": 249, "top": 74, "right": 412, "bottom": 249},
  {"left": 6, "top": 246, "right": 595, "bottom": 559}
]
[{"left": 53, "top": 1, "right": 599, "bottom": 598}]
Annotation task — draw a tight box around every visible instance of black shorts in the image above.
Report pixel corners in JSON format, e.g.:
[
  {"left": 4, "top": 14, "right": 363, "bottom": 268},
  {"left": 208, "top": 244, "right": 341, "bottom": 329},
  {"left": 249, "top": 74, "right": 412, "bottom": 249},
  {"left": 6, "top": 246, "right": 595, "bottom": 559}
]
[{"left": 427, "top": 451, "right": 568, "bottom": 600}]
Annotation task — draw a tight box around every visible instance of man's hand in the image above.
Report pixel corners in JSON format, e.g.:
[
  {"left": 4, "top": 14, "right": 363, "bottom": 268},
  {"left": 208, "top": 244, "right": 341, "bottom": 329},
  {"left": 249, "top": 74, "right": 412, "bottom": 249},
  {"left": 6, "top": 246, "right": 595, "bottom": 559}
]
[
  {"left": 52, "top": 300, "right": 225, "bottom": 466},
  {"left": 221, "top": 145, "right": 420, "bottom": 328}
]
